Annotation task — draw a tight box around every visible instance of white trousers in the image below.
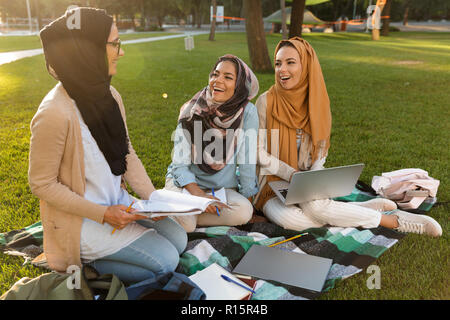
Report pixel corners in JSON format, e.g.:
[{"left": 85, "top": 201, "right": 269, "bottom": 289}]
[
  {"left": 164, "top": 178, "right": 253, "bottom": 233},
  {"left": 263, "top": 197, "right": 386, "bottom": 232}
]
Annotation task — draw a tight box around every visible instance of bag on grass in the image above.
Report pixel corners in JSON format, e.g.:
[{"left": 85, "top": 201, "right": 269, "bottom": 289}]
[
  {"left": 0, "top": 265, "right": 127, "bottom": 300},
  {"left": 371, "top": 168, "right": 439, "bottom": 210}
]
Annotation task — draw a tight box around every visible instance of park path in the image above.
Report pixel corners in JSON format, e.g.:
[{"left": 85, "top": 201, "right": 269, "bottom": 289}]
[{"left": 0, "top": 31, "right": 208, "bottom": 66}]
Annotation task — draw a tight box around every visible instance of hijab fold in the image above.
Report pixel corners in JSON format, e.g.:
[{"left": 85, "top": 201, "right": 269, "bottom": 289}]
[
  {"left": 178, "top": 55, "right": 259, "bottom": 174},
  {"left": 40, "top": 7, "right": 129, "bottom": 176},
  {"left": 255, "top": 37, "right": 332, "bottom": 210}
]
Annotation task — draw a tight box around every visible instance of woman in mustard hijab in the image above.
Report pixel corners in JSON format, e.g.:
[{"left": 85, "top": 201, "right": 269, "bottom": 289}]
[{"left": 254, "top": 37, "right": 441, "bottom": 237}]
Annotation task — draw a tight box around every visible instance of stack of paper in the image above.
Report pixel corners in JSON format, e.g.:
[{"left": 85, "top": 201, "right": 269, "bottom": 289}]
[{"left": 189, "top": 263, "right": 253, "bottom": 300}]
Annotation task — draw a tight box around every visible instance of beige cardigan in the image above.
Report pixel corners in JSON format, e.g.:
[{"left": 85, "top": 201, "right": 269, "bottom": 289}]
[
  {"left": 254, "top": 91, "right": 324, "bottom": 206},
  {"left": 28, "top": 83, "right": 155, "bottom": 272}
]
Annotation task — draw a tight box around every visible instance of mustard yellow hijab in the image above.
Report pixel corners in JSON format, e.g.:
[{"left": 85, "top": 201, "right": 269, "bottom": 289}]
[{"left": 255, "top": 37, "right": 332, "bottom": 210}]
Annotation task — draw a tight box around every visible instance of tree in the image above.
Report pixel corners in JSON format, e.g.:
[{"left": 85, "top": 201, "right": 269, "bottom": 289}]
[
  {"left": 402, "top": 0, "right": 410, "bottom": 26},
  {"left": 280, "top": 0, "right": 288, "bottom": 39},
  {"left": 243, "top": 0, "right": 272, "bottom": 72},
  {"left": 209, "top": 0, "right": 216, "bottom": 41},
  {"left": 288, "top": 0, "right": 306, "bottom": 38},
  {"left": 381, "top": 0, "right": 392, "bottom": 36},
  {"left": 371, "top": 0, "right": 386, "bottom": 40}
]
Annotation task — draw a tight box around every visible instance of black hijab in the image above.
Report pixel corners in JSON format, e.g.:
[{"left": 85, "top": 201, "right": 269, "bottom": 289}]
[{"left": 40, "top": 7, "right": 129, "bottom": 176}]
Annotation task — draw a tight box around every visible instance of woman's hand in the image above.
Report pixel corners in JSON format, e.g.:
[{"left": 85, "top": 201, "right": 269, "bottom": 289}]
[
  {"left": 184, "top": 183, "right": 230, "bottom": 215},
  {"left": 103, "top": 204, "right": 149, "bottom": 230},
  {"left": 202, "top": 194, "right": 230, "bottom": 215}
]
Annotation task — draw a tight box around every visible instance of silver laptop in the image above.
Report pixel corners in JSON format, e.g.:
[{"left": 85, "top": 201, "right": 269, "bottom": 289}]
[
  {"left": 233, "top": 245, "right": 332, "bottom": 293},
  {"left": 268, "top": 164, "right": 364, "bottom": 205}
]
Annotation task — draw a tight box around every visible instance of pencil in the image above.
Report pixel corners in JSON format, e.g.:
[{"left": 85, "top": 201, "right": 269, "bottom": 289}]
[
  {"left": 268, "top": 232, "right": 308, "bottom": 247},
  {"left": 211, "top": 187, "right": 220, "bottom": 216},
  {"left": 111, "top": 201, "right": 134, "bottom": 235},
  {"left": 220, "top": 274, "right": 256, "bottom": 294}
]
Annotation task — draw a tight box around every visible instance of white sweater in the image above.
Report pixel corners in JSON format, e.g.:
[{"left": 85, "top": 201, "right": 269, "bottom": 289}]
[{"left": 254, "top": 91, "right": 326, "bottom": 205}]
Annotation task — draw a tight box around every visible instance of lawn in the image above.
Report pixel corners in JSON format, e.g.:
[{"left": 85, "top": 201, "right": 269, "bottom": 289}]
[{"left": 0, "top": 31, "right": 449, "bottom": 299}]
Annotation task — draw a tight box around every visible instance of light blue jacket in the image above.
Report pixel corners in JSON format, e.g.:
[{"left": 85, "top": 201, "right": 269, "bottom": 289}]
[{"left": 166, "top": 102, "right": 259, "bottom": 198}]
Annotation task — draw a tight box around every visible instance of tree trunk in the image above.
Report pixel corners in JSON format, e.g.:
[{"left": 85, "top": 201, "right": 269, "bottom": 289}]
[
  {"left": 280, "top": 0, "right": 288, "bottom": 39},
  {"left": 381, "top": 0, "right": 392, "bottom": 36},
  {"left": 289, "top": 0, "right": 306, "bottom": 38},
  {"left": 196, "top": 2, "right": 203, "bottom": 29},
  {"left": 140, "top": 0, "right": 146, "bottom": 30},
  {"left": 244, "top": 0, "right": 273, "bottom": 72},
  {"left": 209, "top": 0, "right": 217, "bottom": 41},
  {"left": 372, "top": 28, "right": 380, "bottom": 40},
  {"left": 403, "top": 5, "right": 409, "bottom": 26},
  {"left": 33, "top": 0, "right": 42, "bottom": 30},
  {"left": 372, "top": 1, "right": 385, "bottom": 41}
]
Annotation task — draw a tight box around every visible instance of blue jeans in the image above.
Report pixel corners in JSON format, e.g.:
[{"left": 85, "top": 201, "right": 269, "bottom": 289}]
[{"left": 88, "top": 217, "right": 187, "bottom": 285}]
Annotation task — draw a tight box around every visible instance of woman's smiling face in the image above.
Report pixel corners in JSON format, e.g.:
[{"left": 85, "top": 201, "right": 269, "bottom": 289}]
[
  {"left": 106, "top": 23, "right": 124, "bottom": 76},
  {"left": 275, "top": 45, "right": 302, "bottom": 90},
  {"left": 209, "top": 60, "right": 237, "bottom": 103}
]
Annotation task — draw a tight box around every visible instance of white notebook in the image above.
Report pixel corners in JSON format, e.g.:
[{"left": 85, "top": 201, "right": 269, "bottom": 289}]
[{"left": 189, "top": 263, "right": 253, "bottom": 300}]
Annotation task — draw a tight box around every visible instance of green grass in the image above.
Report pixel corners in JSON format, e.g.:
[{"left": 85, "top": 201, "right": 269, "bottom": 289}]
[
  {"left": 0, "top": 31, "right": 449, "bottom": 299},
  {"left": 0, "top": 32, "right": 180, "bottom": 52},
  {"left": 0, "top": 35, "right": 43, "bottom": 52}
]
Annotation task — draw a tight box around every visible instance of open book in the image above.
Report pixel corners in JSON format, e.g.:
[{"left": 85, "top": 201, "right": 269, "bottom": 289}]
[
  {"left": 131, "top": 189, "right": 219, "bottom": 218},
  {"left": 182, "top": 187, "right": 228, "bottom": 205}
]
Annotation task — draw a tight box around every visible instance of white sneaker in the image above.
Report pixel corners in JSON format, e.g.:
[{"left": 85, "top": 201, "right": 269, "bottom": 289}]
[{"left": 393, "top": 210, "right": 442, "bottom": 237}]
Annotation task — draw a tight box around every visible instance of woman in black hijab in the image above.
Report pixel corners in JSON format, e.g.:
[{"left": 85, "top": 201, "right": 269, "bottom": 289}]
[{"left": 29, "top": 7, "right": 188, "bottom": 284}]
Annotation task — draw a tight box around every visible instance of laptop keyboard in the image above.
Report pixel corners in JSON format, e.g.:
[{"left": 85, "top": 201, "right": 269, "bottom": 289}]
[{"left": 279, "top": 189, "right": 288, "bottom": 199}]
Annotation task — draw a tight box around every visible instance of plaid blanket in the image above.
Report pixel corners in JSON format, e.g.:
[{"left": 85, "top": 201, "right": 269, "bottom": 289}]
[
  {"left": 0, "top": 221, "right": 44, "bottom": 265},
  {"left": 0, "top": 220, "right": 405, "bottom": 300},
  {"left": 175, "top": 222, "right": 404, "bottom": 300},
  {"left": 1, "top": 187, "right": 413, "bottom": 299}
]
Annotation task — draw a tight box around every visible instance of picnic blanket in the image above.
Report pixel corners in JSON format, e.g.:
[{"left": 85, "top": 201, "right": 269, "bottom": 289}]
[
  {"left": 175, "top": 222, "right": 404, "bottom": 300},
  {"left": 0, "top": 186, "right": 415, "bottom": 299},
  {"left": 1, "top": 219, "right": 404, "bottom": 300},
  {"left": 0, "top": 221, "right": 44, "bottom": 265}
]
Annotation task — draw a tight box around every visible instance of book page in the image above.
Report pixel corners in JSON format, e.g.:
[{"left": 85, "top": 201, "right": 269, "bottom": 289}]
[{"left": 182, "top": 187, "right": 228, "bottom": 204}]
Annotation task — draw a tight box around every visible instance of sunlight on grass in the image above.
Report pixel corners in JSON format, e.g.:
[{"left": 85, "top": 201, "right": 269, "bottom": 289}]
[{"left": 0, "top": 71, "right": 24, "bottom": 102}]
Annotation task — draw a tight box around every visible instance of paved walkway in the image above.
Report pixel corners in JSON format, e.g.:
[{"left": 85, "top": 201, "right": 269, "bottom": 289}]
[
  {"left": 390, "top": 21, "right": 450, "bottom": 32},
  {"left": 0, "top": 48, "right": 43, "bottom": 65},
  {"left": 0, "top": 31, "right": 208, "bottom": 66}
]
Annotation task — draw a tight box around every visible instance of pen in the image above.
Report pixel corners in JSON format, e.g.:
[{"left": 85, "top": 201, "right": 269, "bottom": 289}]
[
  {"left": 211, "top": 187, "right": 220, "bottom": 216},
  {"left": 111, "top": 201, "right": 135, "bottom": 235},
  {"left": 268, "top": 232, "right": 308, "bottom": 247},
  {"left": 220, "top": 274, "right": 256, "bottom": 294}
]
